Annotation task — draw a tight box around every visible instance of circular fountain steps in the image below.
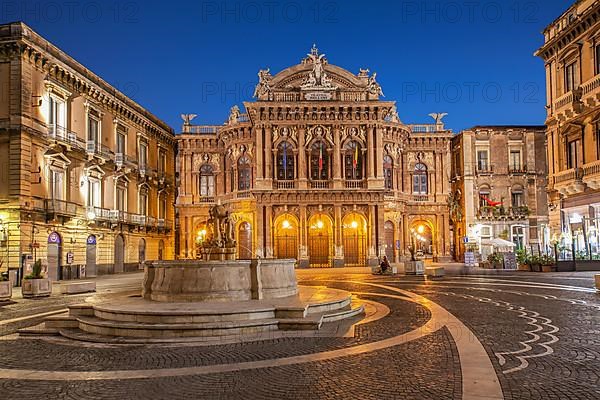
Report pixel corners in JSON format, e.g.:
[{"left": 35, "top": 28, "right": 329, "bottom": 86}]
[{"left": 36, "top": 286, "right": 364, "bottom": 343}]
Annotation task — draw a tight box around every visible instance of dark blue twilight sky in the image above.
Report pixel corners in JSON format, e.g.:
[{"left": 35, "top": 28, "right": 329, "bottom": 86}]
[{"left": 2, "top": 0, "right": 571, "bottom": 132}]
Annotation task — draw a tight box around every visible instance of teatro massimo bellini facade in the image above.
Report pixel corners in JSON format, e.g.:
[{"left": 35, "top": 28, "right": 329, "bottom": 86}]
[{"left": 176, "top": 46, "right": 454, "bottom": 267}]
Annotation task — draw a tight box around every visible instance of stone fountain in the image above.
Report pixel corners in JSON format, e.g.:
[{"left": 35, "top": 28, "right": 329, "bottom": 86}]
[{"left": 25, "top": 205, "right": 365, "bottom": 344}]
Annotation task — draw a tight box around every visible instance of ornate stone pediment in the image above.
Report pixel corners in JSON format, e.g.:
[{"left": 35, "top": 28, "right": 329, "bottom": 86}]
[{"left": 253, "top": 45, "right": 385, "bottom": 102}]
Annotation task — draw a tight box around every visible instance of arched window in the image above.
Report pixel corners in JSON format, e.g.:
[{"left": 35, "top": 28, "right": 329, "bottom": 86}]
[
  {"left": 200, "top": 164, "right": 214, "bottom": 197},
  {"left": 310, "top": 141, "right": 329, "bottom": 181},
  {"left": 511, "top": 185, "right": 524, "bottom": 208},
  {"left": 238, "top": 155, "right": 252, "bottom": 191},
  {"left": 276, "top": 141, "right": 295, "bottom": 180},
  {"left": 343, "top": 141, "right": 364, "bottom": 180},
  {"left": 383, "top": 155, "right": 393, "bottom": 190},
  {"left": 413, "top": 163, "right": 428, "bottom": 194}
]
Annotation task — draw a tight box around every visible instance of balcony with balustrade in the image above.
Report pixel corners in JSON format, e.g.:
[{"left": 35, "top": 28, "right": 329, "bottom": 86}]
[
  {"left": 44, "top": 199, "right": 80, "bottom": 221},
  {"left": 552, "top": 167, "right": 585, "bottom": 195},
  {"left": 309, "top": 180, "right": 332, "bottom": 189},
  {"left": 581, "top": 74, "right": 600, "bottom": 108},
  {"left": 275, "top": 180, "right": 296, "bottom": 189},
  {"left": 344, "top": 180, "right": 366, "bottom": 189},
  {"left": 477, "top": 205, "right": 531, "bottom": 221},
  {"left": 582, "top": 159, "right": 600, "bottom": 190},
  {"left": 552, "top": 89, "right": 583, "bottom": 120}
]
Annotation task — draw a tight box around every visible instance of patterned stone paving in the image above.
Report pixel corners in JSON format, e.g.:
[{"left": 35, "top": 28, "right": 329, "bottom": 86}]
[{"left": 0, "top": 267, "right": 599, "bottom": 399}]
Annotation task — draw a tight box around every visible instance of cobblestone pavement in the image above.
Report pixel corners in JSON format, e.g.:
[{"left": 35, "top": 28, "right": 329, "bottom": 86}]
[{"left": 0, "top": 266, "right": 599, "bottom": 399}]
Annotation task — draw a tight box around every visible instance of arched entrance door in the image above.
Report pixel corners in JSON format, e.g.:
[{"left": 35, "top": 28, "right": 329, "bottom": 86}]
[
  {"left": 308, "top": 214, "right": 333, "bottom": 268},
  {"left": 47, "top": 231, "right": 62, "bottom": 280},
  {"left": 237, "top": 222, "right": 252, "bottom": 259},
  {"left": 114, "top": 234, "right": 125, "bottom": 273},
  {"left": 274, "top": 214, "right": 299, "bottom": 260},
  {"left": 342, "top": 213, "right": 367, "bottom": 266},
  {"left": 138, "top": 238, "right": 146, "bottom": 269},
  {"left": 86, "top": 235, "right": 97, "bottom": 277},
  {"left": 384, "top": 221, "right": 395, "bottom": 261}
]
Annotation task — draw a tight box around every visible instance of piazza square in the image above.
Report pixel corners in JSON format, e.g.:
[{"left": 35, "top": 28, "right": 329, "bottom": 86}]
[{"left": 0, "top": 1, "right": 600, "bottom": 399}]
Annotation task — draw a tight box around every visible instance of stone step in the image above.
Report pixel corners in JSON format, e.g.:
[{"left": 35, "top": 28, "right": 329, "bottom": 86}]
[
  {"left": 322, "top": 303, "right": 365, "bottom": 323},
  {"left": 92, "top": 307, "right": 276, "bottom": 324},
  {"left": 44, "top": 315, "right": 79, "bottom": 329},
  {"left": 77, "top": 316, "right": 280, "bottom": 339},
  {"left": 18, "top": 325, "right": 60, "bottom": 336},
  {"left": 69, "top": 304, "right": 95, "bottom": 317},
  {"left": 305, "top": 295, "right": 352, "bottom": 315}
]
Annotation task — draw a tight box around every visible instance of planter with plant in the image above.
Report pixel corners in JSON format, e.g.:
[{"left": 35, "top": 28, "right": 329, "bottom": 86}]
[
  {"left": 487, "top": 252, "right": 504, "bottom": 269},
  {"left": 516, "top": 249, "right": 530, "bottom": 271},
  {"left": 540, "top": 255, "right": 557, "bottom": 272},
  {"left": 22, "top": 259, "right": 52, "bottom": 298},
  {"left": 528, "top": 255, "right": 542, "bottom": 272},
  {"left": 0, "top": 260, "right": 11, "bottom": 301}
]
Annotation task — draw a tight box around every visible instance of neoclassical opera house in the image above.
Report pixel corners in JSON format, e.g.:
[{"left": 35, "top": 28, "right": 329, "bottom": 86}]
[{"left": 176, "top": 46, "right": 454, "bottom": 267}]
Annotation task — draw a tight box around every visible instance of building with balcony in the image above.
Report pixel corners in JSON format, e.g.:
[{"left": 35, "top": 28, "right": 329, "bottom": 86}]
[
  {"left": 0, "top": 22, "right": 175, "bottom": 279},
  {"left": 450, "top": 126, "right": 549, "bottom": 261},
  {"left": 176, "top": 46, "right": 454, "bottom": 267},
  {"left": 535, "top": 0, "right": 600, "bottom": 261}
]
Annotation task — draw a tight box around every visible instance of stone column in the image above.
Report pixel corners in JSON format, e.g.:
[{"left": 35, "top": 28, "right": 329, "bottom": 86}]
[
  {"left": 298, "top": 205, "right": 309, "bottom": 268},
  {"left": 256, "top": 204, "right": 265, "bottom": 258},
  {"left": 374, "top": 125, "right": 384, "bottom": 187},
  {"left": 333, "top": 125, "right": 342, "bottom": 189},
  {"left": 333, "top": 205, "right": 344, "bottom": 267},
  {"left": 255, "top": 125, "right": 264, "bottom": 183},
  {"left": 265, "top": 205, "right": 273, "bottom": 258},
  {"left": 298, "top": 125, "right": 307, "bottom": 189},
  {"left": 367, "top": 204, "right": 378, "bottom": 266},
  {"left": 367, "top": 125, "right": 375, "bottom": 180},
  {"left": 185, "top": 153, "right": 192, "bottom": 203},
  {"left": 265, "top": 125, "right": 273, "bottom": 187}
]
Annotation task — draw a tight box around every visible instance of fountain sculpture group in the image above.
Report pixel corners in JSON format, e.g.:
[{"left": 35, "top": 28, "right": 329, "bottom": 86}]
[{"left": 24, "top": 205, "right": 365, "bottom": 343}]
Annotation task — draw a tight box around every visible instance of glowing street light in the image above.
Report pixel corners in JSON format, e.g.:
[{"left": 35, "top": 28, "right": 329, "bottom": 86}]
[
  {"left": 316, "top": 220, "right": 324, "bottom": 229},
  {"left": 282, "top": 220, "right": 291, "bottom": 229},
  {"left": 351, "top": 221, "right": 358, "bottom": 229}
]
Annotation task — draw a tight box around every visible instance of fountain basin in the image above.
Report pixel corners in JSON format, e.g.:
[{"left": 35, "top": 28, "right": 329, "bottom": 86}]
[{"left": 143, "top": 259, "right": 298, "bottom": 302}]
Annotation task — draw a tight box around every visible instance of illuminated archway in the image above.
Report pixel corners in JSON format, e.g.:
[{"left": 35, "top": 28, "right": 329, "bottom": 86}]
[
  {"left": 410, "top": 220, "right": 434, "bottom": 257},
  {"left": 274, "top": 213, "right": 299, "bottom": 260},
  {"left": 342, "top": 212, "right": 367, "bottom": 266},
  {"left": 307, "top": 213, "right": 333, "bottom": 268}
]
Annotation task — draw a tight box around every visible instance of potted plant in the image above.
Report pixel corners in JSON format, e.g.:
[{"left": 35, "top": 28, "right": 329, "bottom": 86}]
[
  {"left": 22, "top": 259, "right": 52, "bottom": 298},
  {"left": 487, "top": 252, "right": 504, "bottom": 269},
  {"left": 529, "top": 255, "right": 542, "bottom": 272},
  {"left": 0, "top": 260, "right": 11, "bottom": 301},
  {"left": 540, "top": 255, "right": 557, "bottom": 272},
  {"left": 516, "top": 249, "right": 530, "bottom": 271}
]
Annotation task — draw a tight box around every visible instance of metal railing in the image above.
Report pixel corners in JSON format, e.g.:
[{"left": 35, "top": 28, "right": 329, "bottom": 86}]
[{"left": 45, "top": 199, "right": 79, "bottom": 215}]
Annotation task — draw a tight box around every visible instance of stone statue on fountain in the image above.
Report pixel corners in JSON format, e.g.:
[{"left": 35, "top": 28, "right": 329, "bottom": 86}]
[{"left": 201, "top": 204, "right": 237, "bottom": 260}]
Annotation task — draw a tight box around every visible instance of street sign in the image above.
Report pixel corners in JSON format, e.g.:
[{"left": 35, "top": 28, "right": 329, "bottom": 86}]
[
  {"left": 66, "top": 252, "right": 74, "bottom": 265},
  {"left": 463, "top": 237, "right": 469, "bottom": 244}
]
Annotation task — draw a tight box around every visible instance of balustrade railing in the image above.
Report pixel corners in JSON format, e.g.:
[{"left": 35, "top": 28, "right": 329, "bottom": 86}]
[
  {"left": 310, "top": 180, "right": 331, "bottom": 189},
  {"left": 345, "top": 180, "right": 365, "bottom": 189},
  {"left": 276, "top": 180, "right": 295, "bottom": 189}
]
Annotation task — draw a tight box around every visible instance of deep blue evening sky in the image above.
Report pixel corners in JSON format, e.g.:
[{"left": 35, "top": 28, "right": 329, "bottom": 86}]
[{"left": 3, "top": 0, "right": 571, "bottom": 131}]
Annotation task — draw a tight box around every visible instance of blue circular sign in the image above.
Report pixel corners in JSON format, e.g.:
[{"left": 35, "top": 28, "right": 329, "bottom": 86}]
[
  {"left": 48, "top": 232, "right": 61, "bottom": 244},
  {"left": 87, "top": 235, "right": 97, "bottom": 245}
]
